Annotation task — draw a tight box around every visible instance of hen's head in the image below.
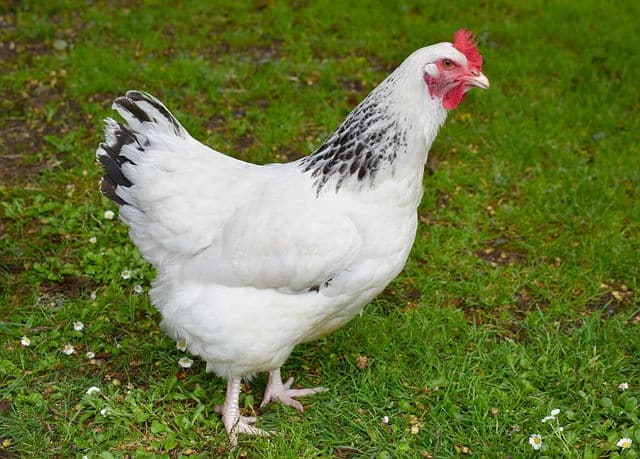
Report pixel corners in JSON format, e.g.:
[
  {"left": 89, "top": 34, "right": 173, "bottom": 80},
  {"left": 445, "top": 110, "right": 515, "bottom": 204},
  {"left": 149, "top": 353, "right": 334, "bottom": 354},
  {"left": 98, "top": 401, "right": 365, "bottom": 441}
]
[{"left": 400, "top": 29, "right": 489, "bottom": 111}]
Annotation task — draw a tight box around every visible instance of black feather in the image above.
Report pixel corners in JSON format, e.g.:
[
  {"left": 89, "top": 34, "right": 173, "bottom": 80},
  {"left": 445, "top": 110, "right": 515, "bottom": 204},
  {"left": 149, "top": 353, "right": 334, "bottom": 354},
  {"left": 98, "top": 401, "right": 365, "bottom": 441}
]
[
  {"left": 299, "top": 88, "right": 403, "bottom": 193},
  {"left": 113, "top": 124, "right": 139, "bottom": 149},
  {"left": 98, "top": 153, "right": 132, "bottom": 187},
  {"left": 100, "top": 177, "right": 127, "bottom": 206},
  {"left": 98, "top": 92, "right": 183, "bottom": 207},
  {"left": 97, "top": 119, "right": 146, "bottom": 206},
  {"left": 114, "top": 97, "right": 152, "bottom": 123},
  {"left": 127, "top": 91, "right": 182, "bottom": 135}
]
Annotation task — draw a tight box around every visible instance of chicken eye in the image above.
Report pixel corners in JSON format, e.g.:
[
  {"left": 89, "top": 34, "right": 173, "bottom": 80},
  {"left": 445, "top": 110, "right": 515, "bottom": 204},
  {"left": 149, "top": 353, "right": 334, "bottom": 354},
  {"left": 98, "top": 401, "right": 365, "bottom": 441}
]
[{"left": 442, "top": 59, "right": 454, "bottom": 68}]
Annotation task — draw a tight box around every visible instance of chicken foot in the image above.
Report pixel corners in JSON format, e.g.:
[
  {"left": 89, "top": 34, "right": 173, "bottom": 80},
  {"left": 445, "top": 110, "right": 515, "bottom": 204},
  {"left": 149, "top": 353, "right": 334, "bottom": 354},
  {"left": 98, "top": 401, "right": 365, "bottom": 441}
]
[
  {"left": 216, "top": 376, "right": 270, "bottom": 446},
  {"left": 260, "top": 368, "right": 327, "bottom": 412}
]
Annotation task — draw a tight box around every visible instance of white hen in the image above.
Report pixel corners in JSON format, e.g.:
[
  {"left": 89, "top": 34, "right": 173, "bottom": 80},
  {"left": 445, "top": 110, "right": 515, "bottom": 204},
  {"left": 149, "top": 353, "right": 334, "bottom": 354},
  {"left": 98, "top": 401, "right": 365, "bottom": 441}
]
[{"left": 96, "top": 29, "right": 489, "bottom": 445}]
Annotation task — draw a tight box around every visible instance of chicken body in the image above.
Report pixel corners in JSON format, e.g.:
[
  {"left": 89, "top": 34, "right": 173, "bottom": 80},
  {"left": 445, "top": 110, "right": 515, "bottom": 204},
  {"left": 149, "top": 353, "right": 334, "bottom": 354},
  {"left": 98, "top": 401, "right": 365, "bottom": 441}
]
[{"left": 97, "top": 31, "right": 488, "bottom": 445}]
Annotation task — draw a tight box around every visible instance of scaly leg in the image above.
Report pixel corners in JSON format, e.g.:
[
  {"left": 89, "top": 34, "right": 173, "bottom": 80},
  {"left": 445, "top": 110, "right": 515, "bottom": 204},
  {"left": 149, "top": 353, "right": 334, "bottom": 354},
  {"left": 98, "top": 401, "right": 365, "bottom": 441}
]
[
  {"left": 216, "top": 376, "right": 270, "bottom": 446},
  {"left": 260, "top": 368, "right": 327, "bottom": 412}
]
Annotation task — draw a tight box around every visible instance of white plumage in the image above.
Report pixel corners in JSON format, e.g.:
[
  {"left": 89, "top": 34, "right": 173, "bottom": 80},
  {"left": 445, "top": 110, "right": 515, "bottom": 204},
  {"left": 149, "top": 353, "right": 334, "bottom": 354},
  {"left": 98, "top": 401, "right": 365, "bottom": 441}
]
[{"left": 97, "top": 30, "right": 488, "bottom": 445}]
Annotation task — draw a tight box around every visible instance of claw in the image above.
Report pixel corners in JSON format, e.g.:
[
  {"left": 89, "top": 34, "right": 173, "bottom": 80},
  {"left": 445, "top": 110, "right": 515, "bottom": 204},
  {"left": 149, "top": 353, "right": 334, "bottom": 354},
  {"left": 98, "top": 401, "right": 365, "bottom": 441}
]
[{"left": 260, "top": 368, "right": 328, "bottom": 412}]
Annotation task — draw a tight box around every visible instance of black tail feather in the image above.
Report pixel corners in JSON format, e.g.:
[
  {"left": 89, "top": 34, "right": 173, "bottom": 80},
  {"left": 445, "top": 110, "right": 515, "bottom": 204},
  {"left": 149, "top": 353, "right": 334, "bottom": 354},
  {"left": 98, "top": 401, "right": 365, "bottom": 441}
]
[
  {"left": 126, "top": 90, "right": 183, "bottom": 135},
  {"left": 100, "top": 175, "right": 128, "bottom": 206},
  {"left": 97, "top": 120, "right": 145, "bottom": 206},
  {"left": 113, "top": 96, "right": 152, "bottom": 124},
  {"left": 98, "top": 149, "right": 132, "bottom": 188},
  {"left": 97, "top": 91, "right": 184, "bottom": 206}
]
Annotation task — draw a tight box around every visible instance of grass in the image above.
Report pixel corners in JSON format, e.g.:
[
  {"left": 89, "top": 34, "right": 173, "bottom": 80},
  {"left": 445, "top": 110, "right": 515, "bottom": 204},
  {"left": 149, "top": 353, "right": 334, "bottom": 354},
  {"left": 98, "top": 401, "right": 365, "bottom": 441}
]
[{"left": 1, "top": 0, "right": 639, "bottom": 457}]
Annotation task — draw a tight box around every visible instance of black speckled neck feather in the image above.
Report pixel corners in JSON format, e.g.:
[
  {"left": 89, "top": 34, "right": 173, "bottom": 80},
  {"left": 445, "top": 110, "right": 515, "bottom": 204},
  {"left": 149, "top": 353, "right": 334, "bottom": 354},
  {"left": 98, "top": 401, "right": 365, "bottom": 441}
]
[{"left": 299, "top": 83, "right": 408, "bottom": 194}]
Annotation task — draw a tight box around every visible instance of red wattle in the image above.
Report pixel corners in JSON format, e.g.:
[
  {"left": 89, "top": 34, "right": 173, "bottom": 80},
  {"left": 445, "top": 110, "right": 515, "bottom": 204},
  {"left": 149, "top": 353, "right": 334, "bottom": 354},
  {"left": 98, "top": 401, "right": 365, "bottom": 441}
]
[{"left": 443, "top": 85, "right": 466, "bottom": 110}]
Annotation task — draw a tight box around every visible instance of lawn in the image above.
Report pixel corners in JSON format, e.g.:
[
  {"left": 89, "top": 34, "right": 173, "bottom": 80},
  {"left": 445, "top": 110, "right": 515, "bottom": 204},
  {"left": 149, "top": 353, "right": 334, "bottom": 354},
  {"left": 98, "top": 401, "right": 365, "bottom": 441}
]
[{"left": 1, "top": 1, "right": 639, "bottom": 457}]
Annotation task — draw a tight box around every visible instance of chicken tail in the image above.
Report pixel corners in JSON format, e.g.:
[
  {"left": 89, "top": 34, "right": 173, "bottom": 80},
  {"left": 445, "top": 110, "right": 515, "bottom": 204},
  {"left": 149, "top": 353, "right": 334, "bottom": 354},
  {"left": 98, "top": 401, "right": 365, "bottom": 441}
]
[
  {"left": 113, "top": 90, "right": 186, "bottom": 137},
  {"left": 96, "top": 91, "right": 187, "bottom": 206}
]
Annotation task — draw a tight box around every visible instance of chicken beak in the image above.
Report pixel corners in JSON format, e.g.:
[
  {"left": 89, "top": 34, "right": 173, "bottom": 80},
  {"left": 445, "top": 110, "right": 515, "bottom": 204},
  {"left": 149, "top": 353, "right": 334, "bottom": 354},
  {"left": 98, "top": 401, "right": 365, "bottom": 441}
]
[{"left": 466, "top": 72, "right": 490, "bottom": 90}]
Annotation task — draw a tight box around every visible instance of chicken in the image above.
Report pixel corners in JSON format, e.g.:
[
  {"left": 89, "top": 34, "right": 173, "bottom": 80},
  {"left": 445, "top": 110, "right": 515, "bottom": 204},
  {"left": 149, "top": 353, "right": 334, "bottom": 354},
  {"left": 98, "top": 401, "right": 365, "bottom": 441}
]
[{"left": 96, "top": 29, "right": 489, "bottom": 445}]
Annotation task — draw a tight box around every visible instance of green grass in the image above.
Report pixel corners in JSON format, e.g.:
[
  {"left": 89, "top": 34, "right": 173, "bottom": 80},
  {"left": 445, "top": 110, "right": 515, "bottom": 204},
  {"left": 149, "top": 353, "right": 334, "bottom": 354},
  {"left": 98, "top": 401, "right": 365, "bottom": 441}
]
[{"left": 1, "top": 0, "right": 639, "bottom": 457}]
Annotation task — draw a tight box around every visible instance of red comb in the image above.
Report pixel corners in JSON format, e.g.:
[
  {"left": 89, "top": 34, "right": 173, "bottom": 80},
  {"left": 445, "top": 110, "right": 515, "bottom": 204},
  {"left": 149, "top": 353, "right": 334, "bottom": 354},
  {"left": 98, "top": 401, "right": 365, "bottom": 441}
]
[{"left": 453, "top": 29, "right": 483, "bottom": 71}]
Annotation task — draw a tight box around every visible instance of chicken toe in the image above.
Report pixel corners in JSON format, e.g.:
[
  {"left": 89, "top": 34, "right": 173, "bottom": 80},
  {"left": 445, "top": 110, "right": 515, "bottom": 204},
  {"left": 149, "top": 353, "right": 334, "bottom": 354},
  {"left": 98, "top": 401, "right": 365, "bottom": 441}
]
[{"left": 260, "top": 368, "right": 328, "bottom": 412}]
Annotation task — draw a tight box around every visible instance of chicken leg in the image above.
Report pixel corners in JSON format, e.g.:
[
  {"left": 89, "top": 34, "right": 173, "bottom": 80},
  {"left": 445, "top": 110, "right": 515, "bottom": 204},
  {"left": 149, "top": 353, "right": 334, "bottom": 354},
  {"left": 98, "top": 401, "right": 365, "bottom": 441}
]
[
  {"left": 260, "top": 368, "right": 327, "bottom": 412},
  {"left": 217, "top": 376, "right": 270, "bottom": 446}
]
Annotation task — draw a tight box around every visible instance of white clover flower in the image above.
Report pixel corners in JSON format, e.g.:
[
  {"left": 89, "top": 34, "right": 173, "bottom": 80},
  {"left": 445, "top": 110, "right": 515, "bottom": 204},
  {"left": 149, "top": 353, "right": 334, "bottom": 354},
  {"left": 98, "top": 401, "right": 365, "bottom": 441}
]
[
  {"left": 86, "top": 386, "right": 101, "bottom": 395},
  {"left": 381, "top": 415, "right": 389, "bottom": 424},
  {"left": 176, "top": 339, "right": 187, "bottom": 352},
  {"left": 120, "top": 270, "right": 131, "bottom": 280},
  {"left": 21, "top": 336, "right": 31, "bottom": 347},
  {"left": 100, "top": 407, "right": 110, "bottom": 416},
  {"left": 178, "top": 357, "right": 193, "bottom": 368},
  {"left": 86, "top": 351, "right": 96, "bottom": 359},
  {"left": 133, "top": 284, "right": 143, "bottom": 294},
  {"left": 619, "top": 382, "right": 629, "bottom": 391},
  {"left": 529, "top": 434, "right": 542, "bottom": 450},
  {"left": 73, "top": 321, "right": 85, "bottom": 331},
  {"left": 550, "top": 408, "right": 560, "bottom": 417},
  {"left": 89, "top": 236, "right": 97, "bottom": 244},
  {"left": 62, "top": 344, "right": 75, "bottom": 355},
  {"left": 103, "top": 210, "right": 115, "bottom": 220},
  {"left": 556, "top": 426, "right": 564, "bottom": 433},
  {"left": 617, "top": 438, "right": 632, "bottom": 449}
]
